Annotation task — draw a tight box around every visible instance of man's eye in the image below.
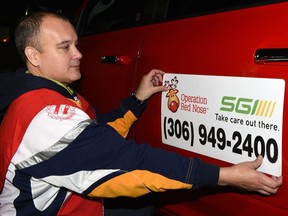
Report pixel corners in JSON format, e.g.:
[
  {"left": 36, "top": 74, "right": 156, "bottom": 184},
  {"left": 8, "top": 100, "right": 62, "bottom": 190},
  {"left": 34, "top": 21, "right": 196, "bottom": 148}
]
[{"left": 60, "top": 46, "right": 69, "bottom": 50}]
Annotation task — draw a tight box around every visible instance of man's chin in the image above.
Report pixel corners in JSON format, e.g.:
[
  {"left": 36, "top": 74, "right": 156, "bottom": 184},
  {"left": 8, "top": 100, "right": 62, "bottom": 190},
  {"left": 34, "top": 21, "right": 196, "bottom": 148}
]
[
  {"left": 72, "top": 75, "right": 81, "bottom": 83},
  {"left": 66, "top": 74, "right": 81, "bottom": 85},
  {"left": 72, "top": 70, "right": 81, "bottom": 79}
]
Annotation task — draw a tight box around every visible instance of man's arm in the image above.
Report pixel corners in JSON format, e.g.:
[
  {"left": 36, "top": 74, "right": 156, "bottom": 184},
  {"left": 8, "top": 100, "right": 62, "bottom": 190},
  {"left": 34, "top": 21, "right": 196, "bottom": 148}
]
[{"left": 18, "top": 121, "right": 219, "bottom": 198}]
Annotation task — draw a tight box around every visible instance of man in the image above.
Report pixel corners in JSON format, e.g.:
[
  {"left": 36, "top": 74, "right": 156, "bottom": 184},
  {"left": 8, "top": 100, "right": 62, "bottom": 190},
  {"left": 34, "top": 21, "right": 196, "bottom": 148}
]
[{"left": 0, "top": 11, "right": 282, "bottom": 216}]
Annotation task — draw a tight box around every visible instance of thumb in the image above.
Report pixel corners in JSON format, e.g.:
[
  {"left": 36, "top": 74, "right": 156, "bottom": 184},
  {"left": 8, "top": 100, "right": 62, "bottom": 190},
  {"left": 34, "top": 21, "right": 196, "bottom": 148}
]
[
  {"left": 152, "top": 86, "right": 168, "bottom": 94},
  {"left": 251, "top": 155, "right": 263, "bottom": 170}
]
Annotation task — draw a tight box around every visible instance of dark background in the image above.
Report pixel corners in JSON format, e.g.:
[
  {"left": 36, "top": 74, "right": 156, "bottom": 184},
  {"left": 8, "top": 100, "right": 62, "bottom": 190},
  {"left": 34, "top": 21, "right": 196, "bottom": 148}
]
[{"left": 0, "top": 1, "right": 27, "bottom": 72}]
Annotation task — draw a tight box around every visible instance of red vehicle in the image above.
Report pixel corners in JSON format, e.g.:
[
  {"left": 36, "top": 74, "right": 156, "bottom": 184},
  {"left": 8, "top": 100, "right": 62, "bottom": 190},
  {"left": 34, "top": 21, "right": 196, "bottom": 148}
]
[{"left": 74, "top": 0, "right": 288, "bottom": 215}]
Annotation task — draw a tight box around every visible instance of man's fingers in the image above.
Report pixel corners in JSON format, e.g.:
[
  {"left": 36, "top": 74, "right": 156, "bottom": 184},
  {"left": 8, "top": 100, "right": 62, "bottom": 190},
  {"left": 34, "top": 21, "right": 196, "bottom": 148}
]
[{"left": 258, "top": 175, "right": 282, "bottom": 195}]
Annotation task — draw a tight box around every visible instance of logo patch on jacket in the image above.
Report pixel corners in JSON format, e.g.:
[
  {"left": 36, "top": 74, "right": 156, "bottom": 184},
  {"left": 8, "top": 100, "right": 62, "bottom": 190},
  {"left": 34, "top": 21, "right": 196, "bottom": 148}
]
[{"left": 46, "top": 105, "right": 76, "bottom": 120}]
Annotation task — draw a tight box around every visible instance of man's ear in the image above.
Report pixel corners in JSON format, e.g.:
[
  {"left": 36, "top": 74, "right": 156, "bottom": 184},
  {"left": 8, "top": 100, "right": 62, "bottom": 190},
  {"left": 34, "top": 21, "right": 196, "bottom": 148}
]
[{"left": 24, "top": 46, "right": 40, "bottom": 67}]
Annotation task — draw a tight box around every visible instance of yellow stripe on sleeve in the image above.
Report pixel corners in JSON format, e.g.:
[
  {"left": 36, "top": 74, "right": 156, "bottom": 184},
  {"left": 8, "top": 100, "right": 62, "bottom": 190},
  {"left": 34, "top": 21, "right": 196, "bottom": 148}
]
[
  {"left": 107, "top": 110, "right": 137, "bottom": 138},
  {"left": 88, "top": 170, "right": 192, "bottom": 198}
]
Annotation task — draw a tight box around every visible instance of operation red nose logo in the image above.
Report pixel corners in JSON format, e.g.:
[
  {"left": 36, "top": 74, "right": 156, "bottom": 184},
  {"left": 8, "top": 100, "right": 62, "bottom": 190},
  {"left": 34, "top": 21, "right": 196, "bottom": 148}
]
[{"left": 164, "top": 76, "right": 180, "bottom": 113}]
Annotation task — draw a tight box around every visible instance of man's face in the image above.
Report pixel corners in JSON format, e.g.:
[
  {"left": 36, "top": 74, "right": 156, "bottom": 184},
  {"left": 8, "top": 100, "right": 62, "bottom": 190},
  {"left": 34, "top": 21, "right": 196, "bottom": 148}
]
[{"left": 36, "top": 16, "right": 82, "bottom": 84}]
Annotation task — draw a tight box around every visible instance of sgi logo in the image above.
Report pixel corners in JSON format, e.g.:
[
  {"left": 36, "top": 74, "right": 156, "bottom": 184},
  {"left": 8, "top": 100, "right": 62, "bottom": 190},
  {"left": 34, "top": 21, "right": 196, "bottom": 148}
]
[{"left": 220, "top": 96, "right": 276, "bottom": 117}]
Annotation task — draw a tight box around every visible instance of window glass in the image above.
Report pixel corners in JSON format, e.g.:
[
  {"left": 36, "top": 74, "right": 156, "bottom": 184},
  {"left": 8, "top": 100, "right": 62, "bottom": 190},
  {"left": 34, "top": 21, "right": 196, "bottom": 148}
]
[
  {"left": 167, "top": 0, "right": 285, "bottom": 19},
  {"left": 26, "top": 0, "right": 84, "bottom": 28},
  {"left": 27, "top": 0, "right": 83, "bottom": 18},
  {"left": 82, "top": 0, "right": 148, "bottom": 35}
]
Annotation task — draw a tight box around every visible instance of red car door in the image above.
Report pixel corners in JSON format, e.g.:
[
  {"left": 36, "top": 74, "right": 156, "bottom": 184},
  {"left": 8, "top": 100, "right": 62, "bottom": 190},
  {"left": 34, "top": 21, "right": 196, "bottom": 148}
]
[{"left": 134, "top": 1, "right": 288, "bottom": 215}]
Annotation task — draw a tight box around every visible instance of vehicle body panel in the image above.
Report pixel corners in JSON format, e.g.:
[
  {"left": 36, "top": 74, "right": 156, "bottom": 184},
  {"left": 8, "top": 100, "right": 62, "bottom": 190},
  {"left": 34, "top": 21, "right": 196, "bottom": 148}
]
[
  {"left": 76, "top": 1, "right": 288, "bottom": 215},
  {"left": 78, "top": 27, "right": 147, "bottom": 112}
]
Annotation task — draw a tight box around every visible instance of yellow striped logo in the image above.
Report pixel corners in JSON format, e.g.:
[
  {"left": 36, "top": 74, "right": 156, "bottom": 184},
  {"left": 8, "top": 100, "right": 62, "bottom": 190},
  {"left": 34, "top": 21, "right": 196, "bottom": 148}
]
[{"left": 254, "top": 100, "right": 276, "bottom": 118}]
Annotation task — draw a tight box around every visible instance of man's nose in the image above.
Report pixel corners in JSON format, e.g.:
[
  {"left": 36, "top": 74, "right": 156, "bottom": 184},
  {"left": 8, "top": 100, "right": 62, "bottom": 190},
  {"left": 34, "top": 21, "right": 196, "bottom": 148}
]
[
  {"left": 74, "top": 47, "right": 83, "bottom": 59},
  {"left": 76, "top": 51, "right": 83, "bottom": 59}
]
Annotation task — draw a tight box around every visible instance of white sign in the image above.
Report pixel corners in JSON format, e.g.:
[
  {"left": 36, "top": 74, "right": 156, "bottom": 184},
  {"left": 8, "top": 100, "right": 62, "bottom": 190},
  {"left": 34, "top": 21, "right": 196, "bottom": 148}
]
[{"left": 161, "top": 73, "right": 285, "bottom": 176}]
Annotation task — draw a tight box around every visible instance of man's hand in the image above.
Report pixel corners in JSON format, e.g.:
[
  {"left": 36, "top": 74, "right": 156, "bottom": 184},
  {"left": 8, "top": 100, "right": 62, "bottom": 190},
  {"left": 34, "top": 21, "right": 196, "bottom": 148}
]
[
  {"left": 218, "top": 155, "right": 283, "bottom": 195},
  {"left": 135, "top": 69, "right": 168, "bottom": 101}
]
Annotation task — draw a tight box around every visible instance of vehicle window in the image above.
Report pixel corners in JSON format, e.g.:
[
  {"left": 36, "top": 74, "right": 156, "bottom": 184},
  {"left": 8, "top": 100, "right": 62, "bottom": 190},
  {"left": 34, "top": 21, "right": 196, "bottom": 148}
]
[
  {"left": 27, "top": 0, "right": 83, "bottom": 17},
  {"left": 166, "top": 0, "right": 286, "bottom": 19},
  {"left": 82, "top": 0, "right": 148, "bottom": 35},
  {"left": 26, "top": 0, "right": 84, "bottom": 28}
]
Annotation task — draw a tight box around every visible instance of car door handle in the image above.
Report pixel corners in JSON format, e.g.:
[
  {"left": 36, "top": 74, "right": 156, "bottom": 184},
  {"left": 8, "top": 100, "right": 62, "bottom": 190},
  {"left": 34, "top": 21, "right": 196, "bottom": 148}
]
[
  {"left": 254, "top": 48, "right": 288, "bottom": 64},
  {"left": 101, "top": 55, "right": 131, "bottom": 65}
]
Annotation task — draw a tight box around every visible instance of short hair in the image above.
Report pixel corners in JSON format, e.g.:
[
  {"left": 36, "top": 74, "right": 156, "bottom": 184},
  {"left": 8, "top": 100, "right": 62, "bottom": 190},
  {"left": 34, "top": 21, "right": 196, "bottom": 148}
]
[{"left": 15, "top": 11, "right": 70, "bottom": 62}]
